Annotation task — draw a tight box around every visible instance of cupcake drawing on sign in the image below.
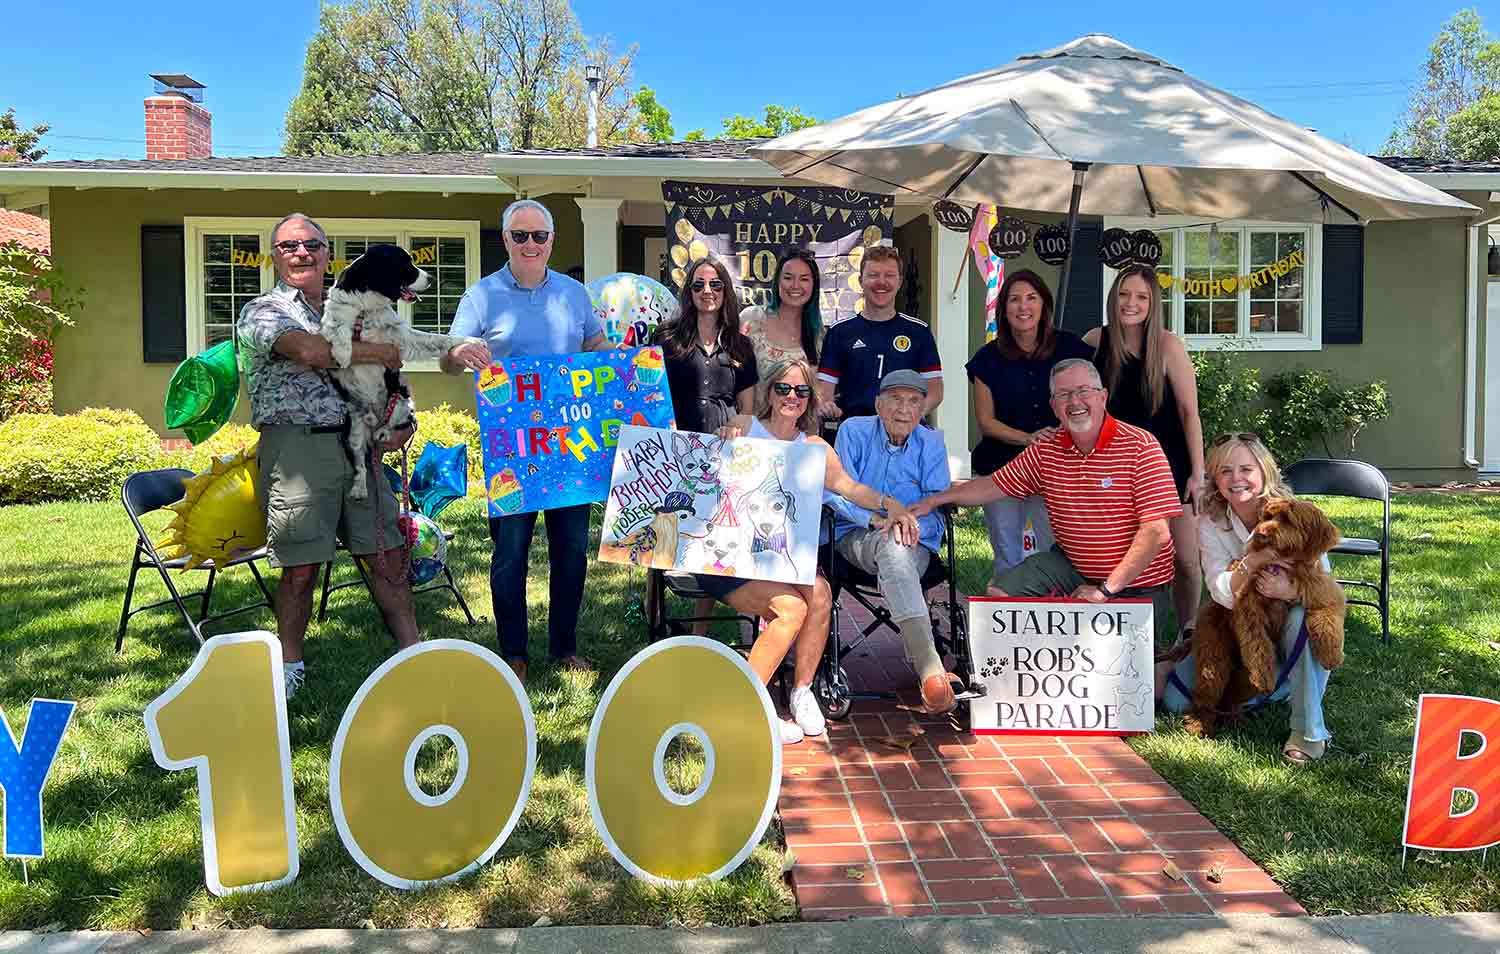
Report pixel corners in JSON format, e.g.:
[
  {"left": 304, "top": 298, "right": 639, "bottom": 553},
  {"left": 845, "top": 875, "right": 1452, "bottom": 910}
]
[
  {"left": 633, "top": 347, "right": 665, "bottom": 387},
  {"left": 489, "top": 467, "right": 524, "bottom": 514},
  {"left": 477, "top": 365, "right": 513, "bottom": 406}
]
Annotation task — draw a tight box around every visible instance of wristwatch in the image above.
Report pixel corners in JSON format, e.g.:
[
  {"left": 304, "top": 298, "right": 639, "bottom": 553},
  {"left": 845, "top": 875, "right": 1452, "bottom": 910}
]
[{"left": 1096, "top": 581, "right": 1118, "bottom": 599}]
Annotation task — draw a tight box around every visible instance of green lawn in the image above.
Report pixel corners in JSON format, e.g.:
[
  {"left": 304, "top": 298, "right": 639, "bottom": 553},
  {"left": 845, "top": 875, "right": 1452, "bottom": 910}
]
[
  {"left": 2, "top": 491, "right": 1498, "bottom": 928},
  {"left": 0, "top": 496, "right": 792, "bottom": 930}
]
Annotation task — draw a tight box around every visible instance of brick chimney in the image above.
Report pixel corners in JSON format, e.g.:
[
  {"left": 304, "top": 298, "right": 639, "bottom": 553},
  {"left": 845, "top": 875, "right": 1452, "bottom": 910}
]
[{"left": 145, "top": 74, "right": 211, "bottom": 160}]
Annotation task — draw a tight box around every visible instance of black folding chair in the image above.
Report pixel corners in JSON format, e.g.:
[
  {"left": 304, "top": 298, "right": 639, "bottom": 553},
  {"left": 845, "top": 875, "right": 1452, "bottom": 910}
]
[
  {"left": 825, "top": 503, "right": 983, "bottom": 721},
  {"left": 317, "top": 531, "right": 477, "bottom": 632},
  {"left": 1284, "top": 457, "right": 1392, "bottom": 644},
  {"left": 118, "top": 468, "right": 274, "bottom": 650}
]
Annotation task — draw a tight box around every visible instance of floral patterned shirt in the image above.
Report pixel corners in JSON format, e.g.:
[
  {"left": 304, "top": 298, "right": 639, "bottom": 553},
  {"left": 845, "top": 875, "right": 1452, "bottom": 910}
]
[{"left": 237, "top": 281, "right": 348, "bottom": 428}]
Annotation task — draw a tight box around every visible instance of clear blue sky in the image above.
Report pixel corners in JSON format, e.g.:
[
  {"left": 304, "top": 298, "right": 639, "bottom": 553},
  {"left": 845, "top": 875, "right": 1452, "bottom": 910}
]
[{"left": 3, "top": 1, "right": 1495, "bottom": 161}]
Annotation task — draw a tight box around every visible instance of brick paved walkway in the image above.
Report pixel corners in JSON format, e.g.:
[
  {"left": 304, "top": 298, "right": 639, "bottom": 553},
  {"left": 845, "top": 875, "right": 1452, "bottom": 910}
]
[{"left": 778, "top": 598, "right": 1305, "bottom": 920}]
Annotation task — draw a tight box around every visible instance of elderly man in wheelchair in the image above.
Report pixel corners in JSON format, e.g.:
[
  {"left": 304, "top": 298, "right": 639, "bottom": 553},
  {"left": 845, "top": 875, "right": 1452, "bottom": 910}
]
[{"left": 826, "top": 370, "right": 968, "bottom": 714}]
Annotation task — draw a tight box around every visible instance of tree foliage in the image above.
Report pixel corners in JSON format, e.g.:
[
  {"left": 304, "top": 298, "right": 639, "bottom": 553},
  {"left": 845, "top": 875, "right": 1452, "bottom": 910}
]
[
  {"left": 0, "top": 244, "right": 80, "bottom": 419},
  {"left": 1386, "top": 9, "right": 1500, "bottom": 158},
  {"left": 635, "top": 86, "right": 673, "bottom": 142},
  {"left": 0, "top": 107, "right": 49, "bottom": 163},
  {"left": 719, "top": 105, "right": 818, "bottom": 139},
  {"left": 283, "top": 0, "right": 642, "bottom": 155}
]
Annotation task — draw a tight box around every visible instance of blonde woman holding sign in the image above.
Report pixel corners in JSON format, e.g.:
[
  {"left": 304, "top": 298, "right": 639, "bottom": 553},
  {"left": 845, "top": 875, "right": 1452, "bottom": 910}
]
[{"left": 710, "top": 359, "right": 918, "bottom": 744}]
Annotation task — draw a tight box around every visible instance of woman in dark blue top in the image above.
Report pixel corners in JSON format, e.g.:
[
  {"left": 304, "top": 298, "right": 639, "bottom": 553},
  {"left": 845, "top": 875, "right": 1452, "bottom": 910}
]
[{"left": 965, "top": 269, "right": 1094, "bottom": 590}]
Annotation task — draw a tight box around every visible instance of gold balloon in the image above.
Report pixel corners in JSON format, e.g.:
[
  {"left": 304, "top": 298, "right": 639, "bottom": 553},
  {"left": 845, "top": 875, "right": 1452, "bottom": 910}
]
[
  {"left": 157, "top": 444, "right": 266, "bottom": 571},
  {"left": 848, "top": 273, "right": 862, "bottom": 292},
  {"left": 848, "top": 246, "right": 866, "bottom": 270},
  {"left": 670, "top": 244, "right": 690, "bottom": 267},
  {"left": 862, "top": 226, "right": 883, "bottom": 247},
  {"left": 688, "top": 239, "right": 709, "bottom": 262},
  {"left": 855, "top": 297, "right": 865, "bottom": 313},
  {"left": 674, "top": 219, "right": 695, "bottom": 244},
  {"left": 671, "top": 267, "right": 687, "bottom": 288}
]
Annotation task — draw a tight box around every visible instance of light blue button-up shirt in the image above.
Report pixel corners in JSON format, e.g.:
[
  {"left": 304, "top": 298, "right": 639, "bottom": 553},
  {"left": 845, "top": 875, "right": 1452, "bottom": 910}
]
[
  {"left": 828, "top": 416, "right": 952, "bottom": 553},
  {"left": 448, "top": 265, "right": 601, "bottom": 357}
]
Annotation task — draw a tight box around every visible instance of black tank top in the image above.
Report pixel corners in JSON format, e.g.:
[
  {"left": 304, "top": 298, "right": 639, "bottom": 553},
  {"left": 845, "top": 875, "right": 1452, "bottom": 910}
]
[{"left": 1092, "top": 326, "right": 1191, "bottom": 494}]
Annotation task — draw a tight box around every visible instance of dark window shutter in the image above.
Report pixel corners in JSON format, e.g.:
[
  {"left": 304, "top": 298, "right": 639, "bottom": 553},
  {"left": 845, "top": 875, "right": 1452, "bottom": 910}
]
[
  {"left": 1059, "top": 222, "right": 1103, "bottom": 337},
  {"left": 141, "top": 225, "right": 187, "bottom": 363},
  {"left": 481, "top": 229, "right": 508, "bottom": 278},
  {"left": 1322, "top": 224, "right": 1364, "bottom": 344}
]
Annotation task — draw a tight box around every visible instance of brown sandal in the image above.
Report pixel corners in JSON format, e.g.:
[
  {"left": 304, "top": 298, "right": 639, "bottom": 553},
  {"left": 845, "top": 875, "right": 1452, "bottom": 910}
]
[
  {"left": 1282, "top": 736, "right": 1326, "bottom": 764},
  {"left": 920, "top": 672, "right": 961, "bottom": 714}
]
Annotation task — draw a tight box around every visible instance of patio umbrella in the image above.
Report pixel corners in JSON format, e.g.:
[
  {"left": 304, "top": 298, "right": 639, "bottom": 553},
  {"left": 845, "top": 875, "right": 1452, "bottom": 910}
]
[{"left": 750, "top": 34, "right": 1478, "bottom": 313}]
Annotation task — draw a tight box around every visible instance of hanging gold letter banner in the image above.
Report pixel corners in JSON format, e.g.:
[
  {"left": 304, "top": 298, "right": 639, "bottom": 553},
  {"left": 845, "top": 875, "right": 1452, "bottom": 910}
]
[
  {"left": 587, "top": 636, "right": 780, "bottom": 883},
  {"left": 662, "top": 181, "right": 895, "bottom": 323}
]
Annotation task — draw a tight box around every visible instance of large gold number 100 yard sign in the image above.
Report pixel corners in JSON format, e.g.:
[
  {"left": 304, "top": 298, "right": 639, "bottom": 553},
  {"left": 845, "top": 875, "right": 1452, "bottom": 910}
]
[{"left": 144, "top": 634, "right": 779, "bottom": 893}]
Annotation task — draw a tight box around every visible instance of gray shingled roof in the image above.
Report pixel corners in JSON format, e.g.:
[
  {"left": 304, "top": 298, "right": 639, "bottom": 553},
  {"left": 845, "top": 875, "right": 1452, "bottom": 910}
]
[
  {"left": 1375, "top": 156, "right": 1500, "bottom": 174},
  {"left": 23, "top": 139, "right": 767, "bottom": 174}
]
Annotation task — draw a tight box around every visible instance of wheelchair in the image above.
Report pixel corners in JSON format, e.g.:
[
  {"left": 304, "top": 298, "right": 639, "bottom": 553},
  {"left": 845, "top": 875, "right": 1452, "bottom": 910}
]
[{"left": 821, "top": 502, "right": 984, "bottom": 723}]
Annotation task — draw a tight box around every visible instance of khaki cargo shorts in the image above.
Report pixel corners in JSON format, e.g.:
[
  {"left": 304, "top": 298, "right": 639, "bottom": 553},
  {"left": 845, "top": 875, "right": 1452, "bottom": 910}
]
[{"left": 256, "top": 424, "right": 401, "bottom": 568}]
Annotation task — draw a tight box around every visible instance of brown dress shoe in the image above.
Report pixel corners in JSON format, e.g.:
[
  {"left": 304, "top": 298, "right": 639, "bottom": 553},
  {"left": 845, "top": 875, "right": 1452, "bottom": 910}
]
[
  {"left": 508, "top": 659, "right": 528, "bottom": 684},
  {"left": 919, "top": 672, "right": 959, "bottom": 714},
  {"left": 557, "top": 654, "right": 594, "bottom": 673}
]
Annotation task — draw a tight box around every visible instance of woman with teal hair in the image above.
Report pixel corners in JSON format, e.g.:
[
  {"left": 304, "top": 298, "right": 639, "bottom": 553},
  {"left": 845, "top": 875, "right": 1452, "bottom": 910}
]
[{"left": 740, "top": 247, "right": 833, "bottom": 415}]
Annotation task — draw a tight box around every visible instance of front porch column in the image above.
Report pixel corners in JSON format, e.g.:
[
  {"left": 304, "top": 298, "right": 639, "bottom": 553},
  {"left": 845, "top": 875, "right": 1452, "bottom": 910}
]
[
  {"left": 575, "top": 197, "right": 623, "bottom": 282},
  {"left": 931, "top": 223, "right": 972, "bottom": 479}
]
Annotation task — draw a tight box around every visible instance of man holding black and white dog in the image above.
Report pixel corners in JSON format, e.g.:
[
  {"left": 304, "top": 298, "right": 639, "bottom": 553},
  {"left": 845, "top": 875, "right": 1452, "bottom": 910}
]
[{"left": 238, "top": 212, "right": 489, "bottom": 699}]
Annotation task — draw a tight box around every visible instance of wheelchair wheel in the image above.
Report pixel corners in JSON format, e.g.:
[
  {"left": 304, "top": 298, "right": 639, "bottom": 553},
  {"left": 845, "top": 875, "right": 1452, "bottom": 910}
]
[{"left": 815, "top": 664, "right": 854, "bottom": 720}]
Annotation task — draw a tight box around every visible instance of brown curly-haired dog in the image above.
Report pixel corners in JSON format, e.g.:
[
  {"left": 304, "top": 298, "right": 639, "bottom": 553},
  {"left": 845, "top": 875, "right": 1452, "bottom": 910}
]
[{"left": 1183, "top": 498, "right": 1347, "bottom": 737}]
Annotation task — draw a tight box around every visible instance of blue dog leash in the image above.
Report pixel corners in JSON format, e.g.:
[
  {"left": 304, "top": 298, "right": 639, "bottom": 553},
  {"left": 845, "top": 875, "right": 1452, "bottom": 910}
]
[{"left": 1167, "top": 619, "right": 1310, "bottom": 716}]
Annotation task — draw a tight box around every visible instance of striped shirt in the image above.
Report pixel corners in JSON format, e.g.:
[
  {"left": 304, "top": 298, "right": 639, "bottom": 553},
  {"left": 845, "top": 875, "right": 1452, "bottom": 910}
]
[{"left": 992, "top": 415, "right": 1181, "bottom": 588}]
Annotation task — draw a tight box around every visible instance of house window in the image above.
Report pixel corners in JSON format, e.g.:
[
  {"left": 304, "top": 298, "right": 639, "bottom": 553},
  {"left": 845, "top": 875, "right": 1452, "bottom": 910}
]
[
  {"left": 201, "top": 233, "right": 263, "bottom": 347},
  {"left": 1103, "top": 220, "right": 1322, "bottom": 351},
  {"left": 183, "top": 217, "right": 482, "bottom": 364}
]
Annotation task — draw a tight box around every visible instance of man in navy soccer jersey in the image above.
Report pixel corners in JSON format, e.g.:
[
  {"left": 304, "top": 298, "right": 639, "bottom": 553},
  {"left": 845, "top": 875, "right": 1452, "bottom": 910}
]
[{"left": 817, "top": 246, "right": 944, "bottom": 419}]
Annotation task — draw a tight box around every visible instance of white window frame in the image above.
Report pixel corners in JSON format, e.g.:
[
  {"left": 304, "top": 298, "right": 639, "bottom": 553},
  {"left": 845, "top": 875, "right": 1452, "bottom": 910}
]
[
  {"left": 1101, "top": 216, "right": 1323, "bottom": 352},
  {"left": 183, "top": 216, "right": 482, "bottom": 370}
]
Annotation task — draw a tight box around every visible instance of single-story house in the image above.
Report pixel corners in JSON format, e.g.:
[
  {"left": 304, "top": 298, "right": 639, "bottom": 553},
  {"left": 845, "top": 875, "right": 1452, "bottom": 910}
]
[{"left": 1, "top": 80, "right": 1497, "bottom": 482}]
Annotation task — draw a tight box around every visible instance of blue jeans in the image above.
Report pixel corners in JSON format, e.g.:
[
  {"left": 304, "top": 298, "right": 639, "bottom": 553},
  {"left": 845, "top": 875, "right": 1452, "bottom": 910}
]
[
  {"left": 1162, "top": 603, "right": 1332, "bottom": 744},
  {"left": 488, "top": 503, "right": 591, "bottom": 663}
]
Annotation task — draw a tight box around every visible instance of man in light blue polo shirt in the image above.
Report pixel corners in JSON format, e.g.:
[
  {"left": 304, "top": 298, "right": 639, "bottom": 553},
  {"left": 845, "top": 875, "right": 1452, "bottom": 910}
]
[{"left": 442, "top": 198, "right": 613, "bottom": 683}]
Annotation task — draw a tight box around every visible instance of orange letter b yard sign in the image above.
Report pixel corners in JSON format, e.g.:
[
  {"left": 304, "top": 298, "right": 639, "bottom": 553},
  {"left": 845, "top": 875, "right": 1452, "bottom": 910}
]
[{"left": 1402, "top": 694, "right": 1500, "bottom": 859}]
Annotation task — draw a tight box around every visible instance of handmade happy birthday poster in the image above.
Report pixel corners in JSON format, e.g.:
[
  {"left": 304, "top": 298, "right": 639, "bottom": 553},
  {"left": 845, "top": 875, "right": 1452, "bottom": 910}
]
[
  {"left": 598, "top": 424, "right": 826, "bottom": 586},
  {"left": 966, "top": 598, "right": 1155, "bottom": 736},
  {"left": 474, "top": 349, "right": 675, "bottom": 516}
]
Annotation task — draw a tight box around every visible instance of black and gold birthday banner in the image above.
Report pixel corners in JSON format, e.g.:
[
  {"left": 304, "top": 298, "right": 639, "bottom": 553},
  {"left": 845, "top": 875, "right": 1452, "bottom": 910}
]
[{"left": 663, "top": 181, "right": 895, "bottom": 323}]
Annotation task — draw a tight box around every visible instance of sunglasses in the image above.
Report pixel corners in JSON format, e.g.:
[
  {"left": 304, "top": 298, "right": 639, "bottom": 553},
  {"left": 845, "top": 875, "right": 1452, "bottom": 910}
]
[
  {"left": 771, "top": 382, "right": 813, "bottom": 398},
  {"left": 509, "top": 229, "right": 551, "bottom": 245},
  {"left": 691, "top": 279, "right": 726, "bottom": 292},
  {"left": 274, "top": 239, "right": 326, "bottom": 253},
  {"left": 1212, "top": 431, "right": 1262, "bottom": 446}
]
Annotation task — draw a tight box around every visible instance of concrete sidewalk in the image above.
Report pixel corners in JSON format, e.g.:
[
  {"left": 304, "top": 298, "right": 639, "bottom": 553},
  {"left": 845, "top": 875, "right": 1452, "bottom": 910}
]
[{"left": 5, "top": 913, "right": 1499, "bottom": 954}]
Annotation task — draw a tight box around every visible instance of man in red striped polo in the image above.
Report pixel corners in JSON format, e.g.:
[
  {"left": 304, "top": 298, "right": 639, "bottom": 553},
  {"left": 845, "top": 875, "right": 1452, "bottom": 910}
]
[{"left": 915, "top": 358, "right": 1179, "bottom": 635}]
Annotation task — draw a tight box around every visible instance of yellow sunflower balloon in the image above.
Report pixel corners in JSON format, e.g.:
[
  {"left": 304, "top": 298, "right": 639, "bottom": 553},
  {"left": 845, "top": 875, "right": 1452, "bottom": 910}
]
[{"left": 157, "top": 445, "right": 267, "bottom": 570}]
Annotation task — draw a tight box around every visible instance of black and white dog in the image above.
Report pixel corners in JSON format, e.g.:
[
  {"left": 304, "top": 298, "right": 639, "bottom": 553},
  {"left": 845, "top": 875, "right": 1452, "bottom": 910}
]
[{"left": 321, "top": 243, "right": 482, "bottom": 499}]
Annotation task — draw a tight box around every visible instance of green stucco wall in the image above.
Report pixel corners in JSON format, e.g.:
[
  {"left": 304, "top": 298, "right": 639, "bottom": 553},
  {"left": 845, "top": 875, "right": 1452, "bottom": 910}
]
[{"left": 47, "top": 188, "right": 586, "bottom": 433}]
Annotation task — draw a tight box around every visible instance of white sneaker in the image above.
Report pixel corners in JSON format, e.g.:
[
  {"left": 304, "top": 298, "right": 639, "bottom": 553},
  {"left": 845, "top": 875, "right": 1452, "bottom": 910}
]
[
  {"left": 789, "top": 686, "right": 826, "bottom": 738},
  {"left": 283, "top": 665, "right": 305, "bottom": 700},
  {"left": 779, "top": 719, "right": 805, "bottom": 745}
]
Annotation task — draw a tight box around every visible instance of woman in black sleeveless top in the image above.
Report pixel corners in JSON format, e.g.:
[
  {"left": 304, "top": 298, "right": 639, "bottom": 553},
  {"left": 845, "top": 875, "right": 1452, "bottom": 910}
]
[{"left": 1086, "top": 265, "right": 1205, "bottom": 645}]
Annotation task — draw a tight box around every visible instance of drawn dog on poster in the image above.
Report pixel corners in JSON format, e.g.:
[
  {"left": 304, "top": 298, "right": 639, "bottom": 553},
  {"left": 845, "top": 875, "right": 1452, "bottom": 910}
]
[
  {"left": 612, "top": 491, "right": 708, "bottom": 568},
  {"left": 739, "top": 458, "right": 797, "bottom": 577},
  {"left": 671, "top": 433, "right": 724, "bottom": 502}
]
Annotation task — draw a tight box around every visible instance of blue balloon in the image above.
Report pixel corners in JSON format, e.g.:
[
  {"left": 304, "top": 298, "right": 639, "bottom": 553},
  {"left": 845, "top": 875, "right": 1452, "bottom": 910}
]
[
  {"left": 1, "top": 698, "right": 76, "bottom": 858},
  {"left": 410, "top": 443, "right": 468, "bottom": 519}
]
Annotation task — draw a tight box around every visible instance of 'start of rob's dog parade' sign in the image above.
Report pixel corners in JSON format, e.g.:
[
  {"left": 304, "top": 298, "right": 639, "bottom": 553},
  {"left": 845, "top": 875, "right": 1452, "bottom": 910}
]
[{"left": 967, "top": 598, "right": 1155, "bottom": 736}]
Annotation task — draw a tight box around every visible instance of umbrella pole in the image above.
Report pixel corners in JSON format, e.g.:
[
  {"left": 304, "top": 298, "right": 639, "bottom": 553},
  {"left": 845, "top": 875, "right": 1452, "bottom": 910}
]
[{"left": 1053, "top": 162, "right": 1091, "bottom": 327}]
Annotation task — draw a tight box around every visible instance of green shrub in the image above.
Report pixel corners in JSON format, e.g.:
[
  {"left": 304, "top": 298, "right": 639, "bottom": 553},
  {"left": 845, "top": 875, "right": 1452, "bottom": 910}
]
[
  {"left": 159, "top": 423, "right": 262, "bottom": 472},
  {"left": 1191, "top": 340, "right": 1269, "bottom": 448},
  {"left": 0, "top": 409, "right": 160, "bottom": 504},
  {"left": 386, "top": 402, "right": 483, "bottom": 485}
]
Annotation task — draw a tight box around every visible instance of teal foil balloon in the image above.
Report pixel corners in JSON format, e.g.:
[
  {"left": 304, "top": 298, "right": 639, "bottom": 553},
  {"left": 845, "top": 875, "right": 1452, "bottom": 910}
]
[{"left": 409, "top": 443, "right": 468, "bottom": 519}]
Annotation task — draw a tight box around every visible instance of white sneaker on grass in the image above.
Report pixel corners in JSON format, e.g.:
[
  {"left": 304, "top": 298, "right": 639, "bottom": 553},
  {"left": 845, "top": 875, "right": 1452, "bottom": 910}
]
[
  {"left": 789, "top": 686, "right": 826, "bottom": 738},
  {"left": 283, "top": 665, "right": 305, "bottom": 700},
  {"left": 780, "top": 719, "right": 805, "bottom": 745}
]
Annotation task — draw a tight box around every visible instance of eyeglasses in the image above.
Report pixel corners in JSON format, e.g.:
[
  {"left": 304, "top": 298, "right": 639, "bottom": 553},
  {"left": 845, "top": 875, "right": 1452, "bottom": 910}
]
[
  {"left": 508, "top": 229, "right": 551, "bottom": 245},
  {"left": 691, "top": 279, "right": 726, "bottom": 292},
  {"left": 771, "top": 382, "right": 812, "bottom": 398},
  {"left": 1212, "top": 431, "right": 1262, "bottom": 446},
  {"left": 274, "top": 239, "right": 326, "bottom": 253},
  {"left": 1051, "top": 385, "right": 1104, "bottom": 402}
]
